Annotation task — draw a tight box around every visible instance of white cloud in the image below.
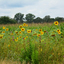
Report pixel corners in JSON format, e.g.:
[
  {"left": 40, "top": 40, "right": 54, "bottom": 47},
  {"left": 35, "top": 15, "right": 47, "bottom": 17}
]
[{"left": 0, "top": 0, "right": 64, "bottom": 18}]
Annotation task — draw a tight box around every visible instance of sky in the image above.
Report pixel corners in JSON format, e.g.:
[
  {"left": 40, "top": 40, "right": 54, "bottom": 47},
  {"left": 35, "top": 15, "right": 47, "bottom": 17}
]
[{"left": 0, "top": 0, "right": 64, "bottom": 18}]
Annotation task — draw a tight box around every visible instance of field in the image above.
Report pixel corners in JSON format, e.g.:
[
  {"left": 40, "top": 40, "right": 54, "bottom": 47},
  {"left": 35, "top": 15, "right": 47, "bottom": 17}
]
[{"left": 0, "top": 21, "right": 64, "bottom": 64}]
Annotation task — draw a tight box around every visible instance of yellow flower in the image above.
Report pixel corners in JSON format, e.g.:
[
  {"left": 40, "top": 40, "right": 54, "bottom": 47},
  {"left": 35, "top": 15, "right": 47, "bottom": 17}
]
[
  {"left": 2, "top": 31, "right": 5, "bottom": 33},
  {"left": 10, "top": 33, "right": 13, "bottom": 35},
  {"left": 27, "top": 30, "right": 31, "bottom": 33},
  {"left": 23, "top": 23, "right": 26, "bottom": 27},
  {"left": 17, "top": 37, "right": 18, "bottom": 39},
  {"left": 21, "top": 28, "right": 25, "bottom": 31},
  {"left": 8, "top": 44, "right": 10, "bottom": 47},
  {"left": 0, "top": 35, "right": 3, "bottom": 39},
  {"left": 19, "top": 25, "right": 23, "bottom": 28},
  {"left": 37, "top": 34, "right": 40, "bottom": 37},
  {"left": 19, "top": 31, "right": 22, "bottom": 34},
  {"left": 57, "top": 29, "right": 60, "bottom": 32},
  {"left": 40, "top": 31, "right": 44, "bottom": 35},
  {"left": 54, "top": 21, "right": 59, "bottom": 25},
  {"left": 39, "top": 29, "right": 42, "bottom": 32},
  {"left": 19, "top": 36, "right": 22, "bottom": 38},
  {"left": 58, "top": 31, "right": 61, "bottom": 34},
  {"left": 23, "top": 38, "right": 26, "bottom": 40},
  {"left": 3, "top": 26, "right": 5, "bottom": 29},
  {"left": 26, "top": 24, "right": 28, "bottom": 27},
  {"left": 15, "top": 31, "right": 18, "bottom": 34},
  {"left": 15, "top": 39, "right": 18, "bottom": 42},
  {"left": 41, "top": 48, "right": 42, "bottom": 51},
  {"left": 6, "top": 28, "right": 9, "bottom": 31},
  {"left": 26, "top": 36, "right": 28, "bottom": 38}
]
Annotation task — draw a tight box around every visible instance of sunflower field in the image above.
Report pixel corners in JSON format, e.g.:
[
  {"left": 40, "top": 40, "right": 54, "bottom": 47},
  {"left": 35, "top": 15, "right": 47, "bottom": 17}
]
[{"left": 0, "top": 21, "right": 64, "bottom": 64}]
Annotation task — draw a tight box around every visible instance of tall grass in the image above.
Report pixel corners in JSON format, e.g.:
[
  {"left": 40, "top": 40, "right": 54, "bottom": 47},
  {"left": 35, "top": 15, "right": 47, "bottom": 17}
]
[{"left": 0, "top": 22, "right": 64, "bottom": 64}]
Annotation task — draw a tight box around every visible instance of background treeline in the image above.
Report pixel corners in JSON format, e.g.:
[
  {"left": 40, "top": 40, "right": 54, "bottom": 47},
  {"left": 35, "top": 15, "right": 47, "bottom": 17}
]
[{"left": 0, "top": 12, "right": 64, "bottom": 24}]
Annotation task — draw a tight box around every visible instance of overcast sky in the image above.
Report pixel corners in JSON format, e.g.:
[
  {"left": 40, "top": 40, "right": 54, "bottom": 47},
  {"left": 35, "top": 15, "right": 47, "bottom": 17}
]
[{"left": 0, "top": 0, "right": 64, "bottom": 18}]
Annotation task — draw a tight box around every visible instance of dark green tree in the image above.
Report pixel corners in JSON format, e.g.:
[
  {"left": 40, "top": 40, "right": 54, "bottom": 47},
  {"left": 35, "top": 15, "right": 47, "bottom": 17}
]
[
  {"left": 14, "top": 13, "right": 24, "bottom": 23},
  {"left": 43, "top": 15, "right": 50, "bottom": 22},
  {"left": 0, "top": 16, "right": 16, "bottom": 24},
  {"left": 33, "top": 17, "right": 43, "bottom": 23},
  {"left": 25, "top": 13, "right": 35, "bottom": 23},
  {"left": 55, "top": 17, "right": 64, "bottom": 22}
]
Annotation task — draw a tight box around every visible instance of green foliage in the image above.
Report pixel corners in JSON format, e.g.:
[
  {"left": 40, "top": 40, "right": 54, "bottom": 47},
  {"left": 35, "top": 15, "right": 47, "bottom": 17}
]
[
  {"left": 14, "top": 13, "right": 24, "bottom": 23},
  {"left": 25, "top": 13, "right": 35, "bottom": 23},
  {"left": 0, "top": 16, "right": 17, "bottom": 24}
]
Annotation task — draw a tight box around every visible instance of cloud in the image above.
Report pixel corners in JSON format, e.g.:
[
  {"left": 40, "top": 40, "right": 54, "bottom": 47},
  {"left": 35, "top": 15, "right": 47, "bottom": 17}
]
[{"left": 0, "top": 0, "right": 64, "bottom": 18}]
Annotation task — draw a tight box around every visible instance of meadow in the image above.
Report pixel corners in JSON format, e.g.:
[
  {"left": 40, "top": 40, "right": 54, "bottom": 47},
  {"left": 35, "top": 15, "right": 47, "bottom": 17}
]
[{"left": 0, "top": 21, "right": 64, "bottom": 64}]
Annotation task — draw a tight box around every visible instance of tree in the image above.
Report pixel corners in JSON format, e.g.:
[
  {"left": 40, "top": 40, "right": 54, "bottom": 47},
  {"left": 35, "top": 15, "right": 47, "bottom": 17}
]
[
  {"left": 43, "top": 15, "right": 50, "bottom": 22},
  {"left": 33, "top": 17, "right": 43, "bottom": 23},
  {"left": 0, "top": 16, "right": 17, "bottom": 24},
  {"left": 14, "top": 13, "right": 24, "bottom": 23},
  {"left": 55, "top": 17, "right": 64, "bottom": 22},
  {"left": 25, "top": 13, "right": 35, "bottom": 23}
]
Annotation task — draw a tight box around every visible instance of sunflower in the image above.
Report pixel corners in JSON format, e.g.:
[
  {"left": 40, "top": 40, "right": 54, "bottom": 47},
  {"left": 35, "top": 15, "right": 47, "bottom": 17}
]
[
  {"left": 57, "top": 29, "right": 60, "bottom": 32},
  {"left": 39, "top": 29, "right": 42, "bottom": 32},
  {"left": 51, "top": 34, "right": 55, "bottom": 36},
  {"left": 6, "top": 28, "right": 9, "bottom": 31},
  {"left": 0, "top": 35, "right": 3, "bottom": 39},
  {"left": 27, "top": 30, "right": 31, "bottom": 33},
  {"left": 19, "top": 25, "right": 23, "bottom": 28},
  {"left": 37, "top": 34, "right": 40, "bottom": 37},
  {"left": 2, "top": 31, "right": 5, "bottom": 33},
  {"left": 58, "top": 31, "right": 61, "bottom": 34},
  {"left": 15, "top": 31, "right": 18, "bottom": 34},
  {"left": 40, "top": 31, "right": 44, "bottom": 35},
  {"left": 21, "top": 28, "right": 25, "bottom": 31},
  {"left": 15, "top": 39, "right": 18, "bottom": 42},
  {"left": 23, "top": 23, "right": 26, "bottom": 27},
  {"left": 54, "top": 21, "right": 59, "bottom": 25},
  {"left": 3, "top": 26, "right": 5, "bottom": 29},
  {"left": 26, "top": 24, "right": 28, "bottom": 27},
  {"left": 19, "top": 31, "right": 22, "bottom": 34}
]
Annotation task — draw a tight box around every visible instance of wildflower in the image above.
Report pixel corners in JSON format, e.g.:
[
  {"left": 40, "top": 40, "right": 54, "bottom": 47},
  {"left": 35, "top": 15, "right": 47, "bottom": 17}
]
[
  {"left": 57, "top": 29, "right": 60, "bottom": 32},
  {"left": 2, "top": 31, "right": 5, "bottom": 33},
  {"left": 0, "top": 35, "right": 3, "bottom": 39},
  {"left": 23, "top": 38, "right": 26, "bottom": 40},
  {"left": 19, "top": 36, "right": 22, "bottom": 38},
  {"left": 39, "top": 29, "right": 42, "bottom": 32},
  {"left": 17, "top": 37, "right": 18, "bottom": 39},
  {"left": 23, "top": 23, "right": 26, "bottom": 27},
  {"left": 41, "top": 48, "right": 42, "bottom": 51},
  {"left": 15, "top": 39, "right": 18, "bottom": 42},
  {"left": 8, "top": 44, "right": 10, "bottom": 47},
  {"left": 44, "top": 31, "right": 46, "bottom": 33},
  {"left": 3, "top": 26, "right": 5, "bottom": 29},
  {"left": 19, "top": 25, "right": 23, "bottom": 28},
  {"left": 51, "top": 34, "right": 55, "bottom": 36},
  {"left": 27, "top": 30, "right": 31, "bottom": 33},
  {"left": 37, "top": 34, "right": 40, "bottom": 37},
  {"left": 33, "top": 33, "right": 37, "bottom": 36},
  {"left": 26, "top": 24, "right": 28, "bottom": 27},
  {"left": 54, "top": 21, "right": 59, "bottom": 25},
  {"left": 21, "top": 28, "right": 25, "bottom": 31},
  {"left": 19, "top": 31, "right": 22, "bottom": 34},
  {"left": 6, "top": 28, "right": 9, "bottom": 31},
  {"left": 26, "top": 36, "right": 28, "bottom": 38},
  {"left": 15, "top": 31, "right": 18, "bottom": 34},
  {"left": 40, "top": 31, "right": 44, "bottom": 35},
  {"left": 58, "top": 31, "right": 61, "bottom": 34},
  {"left": 10, "top": 33, "right": 13, "bottom": 35}
]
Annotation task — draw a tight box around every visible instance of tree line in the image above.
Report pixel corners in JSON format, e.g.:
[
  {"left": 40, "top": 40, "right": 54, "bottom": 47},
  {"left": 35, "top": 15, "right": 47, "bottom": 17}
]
[{"left": 0, "top": 12, "right": 64, "bottom": 24}]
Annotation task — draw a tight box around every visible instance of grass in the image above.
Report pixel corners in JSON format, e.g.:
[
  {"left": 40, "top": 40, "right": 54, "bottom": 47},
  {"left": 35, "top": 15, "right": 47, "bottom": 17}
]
[{"left": 0, "top": 22, "right": 64, "bottom": 64}]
